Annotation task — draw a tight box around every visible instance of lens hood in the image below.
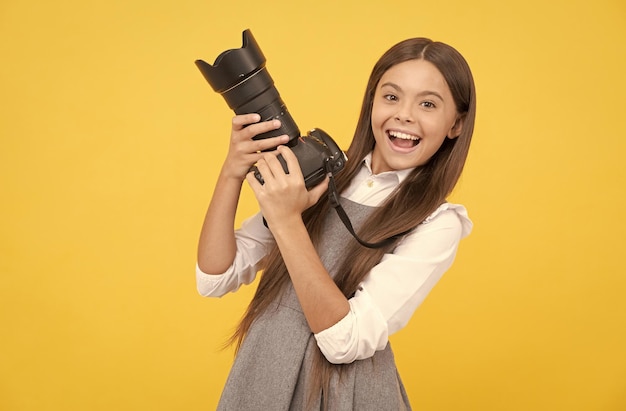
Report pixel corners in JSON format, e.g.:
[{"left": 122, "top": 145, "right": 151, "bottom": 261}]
[{"left": 195, "top": 30, "right": 266, "bottom": 93}]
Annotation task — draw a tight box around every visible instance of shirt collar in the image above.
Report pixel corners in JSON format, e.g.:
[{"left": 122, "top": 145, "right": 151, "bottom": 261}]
[{"left": 363, "top": 153, "right": 415, "bottom": 184}]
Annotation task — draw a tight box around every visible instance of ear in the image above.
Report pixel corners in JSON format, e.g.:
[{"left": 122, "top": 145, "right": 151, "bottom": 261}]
[{"left": 447, "top": 115, "right": 464, "bottom": 139}]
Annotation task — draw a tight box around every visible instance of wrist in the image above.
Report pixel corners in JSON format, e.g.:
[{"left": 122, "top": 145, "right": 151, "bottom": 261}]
[
  {"left": 267, "top": 214, "right": 306, "bottom": 238},
  {"left": 218, "top": 166, "right": 247, "bottom": 185}
]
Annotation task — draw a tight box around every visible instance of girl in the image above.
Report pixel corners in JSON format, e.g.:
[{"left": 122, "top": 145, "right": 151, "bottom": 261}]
[{"left": 197, "top": 36, "right": 476, "bottom": 410}]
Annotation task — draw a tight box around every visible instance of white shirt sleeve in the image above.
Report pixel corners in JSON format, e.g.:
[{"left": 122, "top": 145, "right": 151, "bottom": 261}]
[
  {"left": 314, "top": 203, "right": 472, "bottom": 364},
  {"left": 196, "top": 212, "right": 275, "bottom": 297}
]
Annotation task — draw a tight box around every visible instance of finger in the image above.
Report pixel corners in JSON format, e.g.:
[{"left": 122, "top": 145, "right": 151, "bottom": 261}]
[
  {"left": 254, "top": 157, "right": 275, "bottom": 184},
  {"left": 261, "top": 151, "right": 287, "bottom": 178},
  {"left": 245, "top": 170, "right": 263, "bottom": 190},
  {"left": 248, "top": 118, "right": 280, "bottom": 135},
  {"left": 232, "top": 113, "right": 261, "bottom": 130},
  {"left": 252, "top": 134, "right": 290, "bottom": 153},
  {"left": 276, "top": 145, "right": 303, "bottom": 179},
  {"left": 308, "top": 175, "right": 330, "bottom": 203},
  {"left": 236, "top": 118, "right": 285, "bottom": 144}
]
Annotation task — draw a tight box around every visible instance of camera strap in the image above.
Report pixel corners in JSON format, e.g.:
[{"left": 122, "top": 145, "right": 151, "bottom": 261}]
[{"left": 326, "top": 171, "right": 412, "bottom": 249}]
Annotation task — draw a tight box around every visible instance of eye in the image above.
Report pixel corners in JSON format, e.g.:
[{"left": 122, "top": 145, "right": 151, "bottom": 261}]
[
  {"left": 421, "top": 101, "right": 436, "bottom": 109},
  {"left": 382, "top": 93, "right": 398, "bottom": 102}
]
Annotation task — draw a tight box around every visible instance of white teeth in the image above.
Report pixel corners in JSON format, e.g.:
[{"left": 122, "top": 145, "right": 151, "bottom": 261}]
[{"left": 388, "top": 130, "right": 419, "bottom": 141}]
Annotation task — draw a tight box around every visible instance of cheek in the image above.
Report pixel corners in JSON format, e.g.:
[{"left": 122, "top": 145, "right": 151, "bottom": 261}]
[
  {"left": 423, "top": 115, "right": 452, "bottom": 137},
  {"left": 370, "top": 111, "right": 383, "bottom": 136},
  {"left": 370, "top": 103, "right": 380, "bottom": 124},
  {"left": 370, "top": 102, "right": 389, "bottom": 130}
]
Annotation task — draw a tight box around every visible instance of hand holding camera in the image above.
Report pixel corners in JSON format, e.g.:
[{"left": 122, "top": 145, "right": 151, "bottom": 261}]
[
  {"left": 195, "top": 29, "right": 346, "bottom": 190},
  {"left": 245, "top": 145, "right": 331, "bottom": 228},
  {"left": 223, "top": 114, "right": 289, "bottom": 182}
]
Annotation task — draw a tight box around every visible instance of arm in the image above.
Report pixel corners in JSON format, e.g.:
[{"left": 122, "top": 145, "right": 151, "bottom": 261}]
[
  {"left": 197, "top": 114, "right": 289, "bottom": 274},
  {"left": 196, "top": 211, "right": 275, "bottom": 297},
  {"left": 271, "top": 215, "right": 349, "bottom": 333},
  {"left": 245, "top": 146, "right": 349, "bottom": 333},
  {"left": 314, "top": 204, "right": 472, "bottom": 363}
]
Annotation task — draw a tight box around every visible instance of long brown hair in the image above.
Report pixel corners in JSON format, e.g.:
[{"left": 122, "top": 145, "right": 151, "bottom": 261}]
[{"left": 230, "top": 37, "right": 476, "bottom": 403}]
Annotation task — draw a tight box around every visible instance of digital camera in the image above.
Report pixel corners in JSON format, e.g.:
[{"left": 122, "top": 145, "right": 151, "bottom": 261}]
[{"left": 195, "top": 29, "right": 345, "bottom": 189}]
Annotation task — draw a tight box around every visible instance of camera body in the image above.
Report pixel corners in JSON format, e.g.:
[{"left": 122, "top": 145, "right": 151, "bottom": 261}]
[
  {"left": 252, "top": 128, "right": 345, "bottom": 188},
  {"left": 195, "top": 29, "right": 345, "bottom": 189}
]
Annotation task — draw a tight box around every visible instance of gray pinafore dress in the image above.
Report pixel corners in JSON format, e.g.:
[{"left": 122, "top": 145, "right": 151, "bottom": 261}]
[{"left": 217, "top": 199, "right": 412, "bottom": 410}]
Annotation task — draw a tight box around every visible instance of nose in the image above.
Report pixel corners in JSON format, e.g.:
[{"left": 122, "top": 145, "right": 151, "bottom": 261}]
[{"left": 394, "top": 102, "right": 414, "bottom": 123}]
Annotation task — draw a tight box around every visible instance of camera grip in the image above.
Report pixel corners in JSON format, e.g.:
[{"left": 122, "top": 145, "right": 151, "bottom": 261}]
[{"left": 250, "top": 154, "right": 289, "bottom": 185}]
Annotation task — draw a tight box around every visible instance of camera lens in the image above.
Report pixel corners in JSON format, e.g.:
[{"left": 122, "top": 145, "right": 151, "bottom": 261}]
[{"left": 195, "top": 30, "right": 300, "bottom": 142}]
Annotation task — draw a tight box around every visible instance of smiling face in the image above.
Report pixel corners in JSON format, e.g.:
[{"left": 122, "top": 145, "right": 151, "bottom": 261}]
[{"left": 370, "top": 59, "right": 463, "bottom": 174}]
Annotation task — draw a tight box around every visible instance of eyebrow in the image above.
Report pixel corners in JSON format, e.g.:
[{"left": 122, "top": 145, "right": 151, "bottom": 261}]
[{"left": 379, "top": 81, "right": 445, "bottom": 101}]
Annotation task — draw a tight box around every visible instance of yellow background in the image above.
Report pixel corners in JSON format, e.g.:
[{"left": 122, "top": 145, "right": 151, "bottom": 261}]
[{"left": 1, "top": 0, "right": 625, "bottom": 409}]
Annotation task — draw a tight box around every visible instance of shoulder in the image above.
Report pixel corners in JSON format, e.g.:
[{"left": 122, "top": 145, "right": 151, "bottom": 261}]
[
  {"left": 388, "top": 202, "right": 472, "bottom": 258},
  {"left": 393, "top": 203, "right": 472, "bottom": 253},
  {"left": 421, "top": 202, "right": 473, "bottom": 238}
]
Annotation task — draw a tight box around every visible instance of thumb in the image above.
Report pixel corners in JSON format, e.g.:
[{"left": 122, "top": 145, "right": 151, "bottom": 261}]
[{"left": 307, "top": 175, "right": 331, "bottom": 206}]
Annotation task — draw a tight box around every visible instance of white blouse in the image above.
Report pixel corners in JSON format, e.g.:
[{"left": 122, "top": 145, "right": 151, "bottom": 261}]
[{"left": 196, "top": 154, "right": 473, "bottom": 364}]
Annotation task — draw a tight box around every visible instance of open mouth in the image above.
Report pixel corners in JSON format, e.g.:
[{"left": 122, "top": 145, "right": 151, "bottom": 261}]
[{"left": 387, "top": 130, "right": 420, "bottom": 149}]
